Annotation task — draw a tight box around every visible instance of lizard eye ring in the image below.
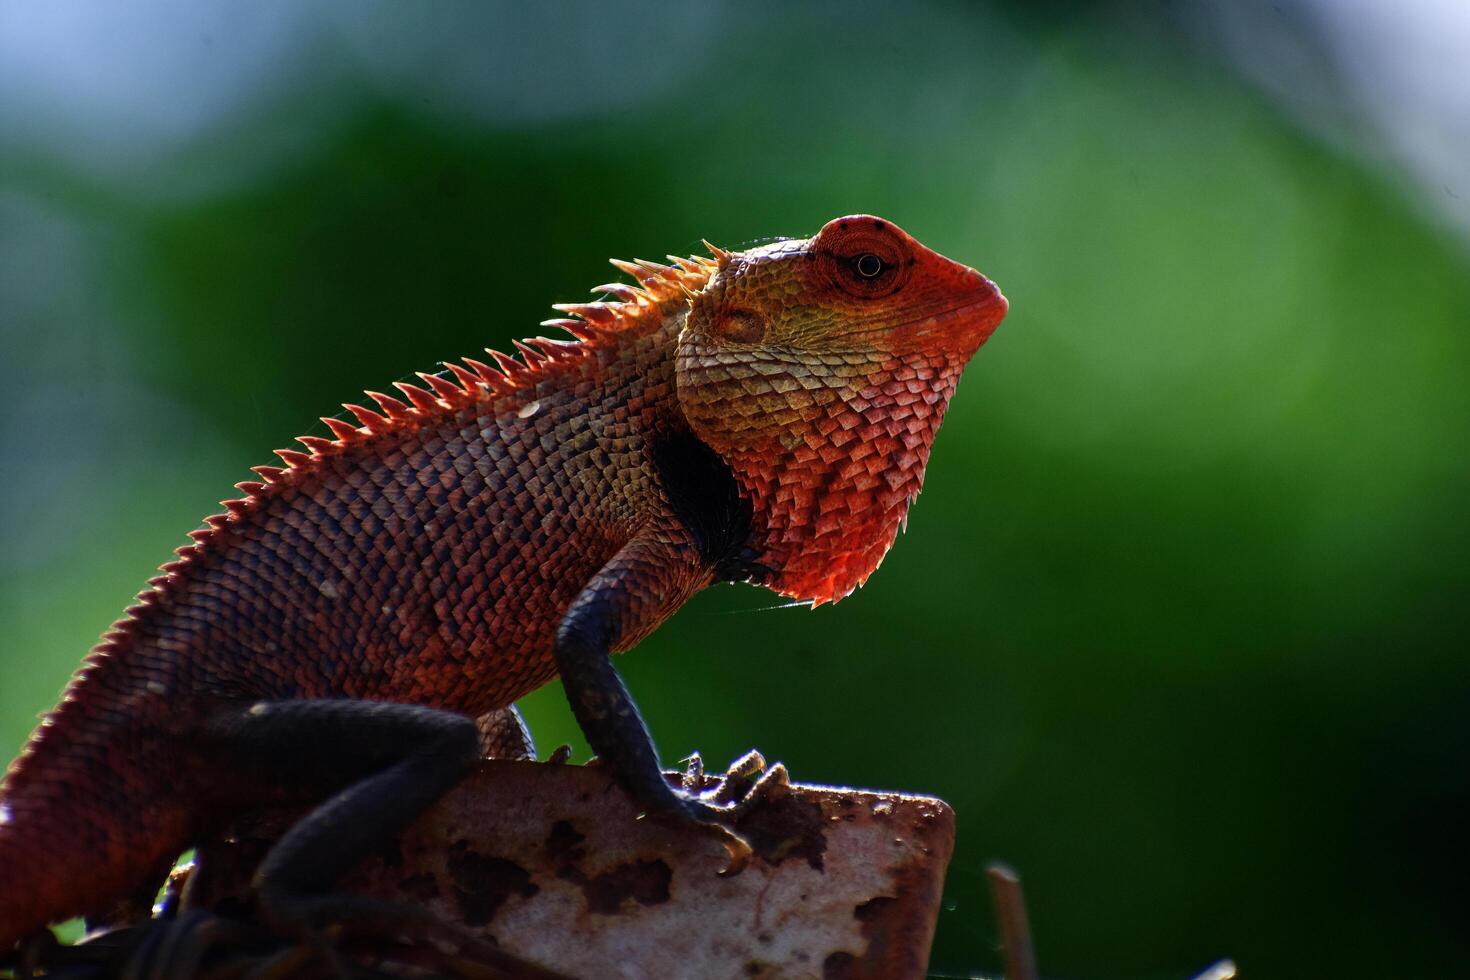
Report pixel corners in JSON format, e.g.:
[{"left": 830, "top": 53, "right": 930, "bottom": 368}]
[{"left": 812, "top": 216, "right": 912, "bottom": 298}]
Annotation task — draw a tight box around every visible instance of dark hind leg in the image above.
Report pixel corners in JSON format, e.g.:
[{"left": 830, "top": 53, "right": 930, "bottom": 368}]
[
  {"left": 182, "top": 699, "right": 569, "bottom": 977},
  {"left": 198, "top": 699, "right": 479, "bottom": 934},
  {"left": 13, "top": 700, "right": 565, "bottom": 979}
]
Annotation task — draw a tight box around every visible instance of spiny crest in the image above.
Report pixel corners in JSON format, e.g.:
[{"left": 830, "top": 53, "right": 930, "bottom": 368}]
[
  {"left": 294, "top": 247, "right": 714, "bottom": 461},
  {"left": 97, "top": 245, "right": 725, "bottom": 640}
]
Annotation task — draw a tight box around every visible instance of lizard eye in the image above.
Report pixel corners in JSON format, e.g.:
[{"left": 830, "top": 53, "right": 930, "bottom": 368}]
[{"left": 813, "top": 217, "right": 912, "bottom": 299}]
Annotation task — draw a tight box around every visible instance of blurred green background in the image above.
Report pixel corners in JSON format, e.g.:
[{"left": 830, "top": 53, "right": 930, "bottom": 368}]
[{"left": 3, "top": 3, "right": 1468, "bottom": 977}]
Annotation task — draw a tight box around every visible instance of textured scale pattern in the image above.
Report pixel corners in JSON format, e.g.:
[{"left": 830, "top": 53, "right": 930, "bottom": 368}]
[
  {"left": 678, "top": 223, "right": 1001, "bottom": 601},
  {"left": 0, "top": 215, "right": 1006, "bottom": 943}
]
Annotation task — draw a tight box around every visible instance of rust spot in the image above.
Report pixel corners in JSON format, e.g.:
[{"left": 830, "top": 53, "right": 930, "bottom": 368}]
[
  {"left": 581, "top": 858, "right": 672, "bottom": 914},
  {"left": 823, "top": 951, "right": 857, "bottom": 978},
  {"left": 548, "top": 819, "right": 591, "bottom": 885},
  {"left": 545, "top": 819, "right": 586, "bottom": 867},
  {"left": 842, "top": 860, "right": 942, "bottom": 976},
  {"left": 737, "top": 792, "right": 827, "bottom": 870},
  {"left": 446, "top": 841, "right": 537, "bottom": 926}
]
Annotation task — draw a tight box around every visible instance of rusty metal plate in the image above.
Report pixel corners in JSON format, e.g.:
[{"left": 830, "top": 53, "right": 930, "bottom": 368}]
[{"left": 189, "top": 758, "right": 955, "bottom": 980}]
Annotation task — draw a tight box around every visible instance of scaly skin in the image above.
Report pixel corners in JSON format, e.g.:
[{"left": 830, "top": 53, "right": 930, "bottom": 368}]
[{"left": 0, "top": 214, "right": 1006, "bottom": 945}]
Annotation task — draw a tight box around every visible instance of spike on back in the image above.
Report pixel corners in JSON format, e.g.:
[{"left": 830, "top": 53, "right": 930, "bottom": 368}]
[
  {"left": 591, "top": 283, "right": 641, "bottom": 303},
  {"left": 343, "top": 403, "right": 388, "bottom": 430},
  {"left": 367, "top": 391, "right": 412, "bottom": 420},
  {"left": 511, "top": 340, "right": 548, "bottom": 364},
  {"left": 297, "top": 436, "right": 335, "bottom": 455},
  {"left": 551, "top": 302, "right": 619, "bottom": 324},
  {"left": 322, "top": 417, "right": 359, "bottom": 441},
  {"left": 461, "top": 357, "right": 506, "bottom": 387},
  {"left": 421, "top": 371, "right": 465, "bottom": 402},
  {"left": 393, "top": 381, "right": 440, "bottom": 414},
  {"left": 541, "top": 318, "right": 598, "bottom": 343},
  {"left": 486, "top": 349, "right": 523, "bottom": 378},
  {"left": 702, "top": 239, "right": 732, "bottom": 267},
  {"left": 273, "top": 449, "right": 311, "bottom": 469}
]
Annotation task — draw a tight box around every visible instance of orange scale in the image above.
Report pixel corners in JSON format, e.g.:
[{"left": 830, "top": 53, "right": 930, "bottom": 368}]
[
  {"left": 813, "top": 415, "right": 843, "bottom": 436},
  {"left": 894, "top": 389, "right": 923, "bottom": 407},
  {"left": 811, "top": 512, "right": 847, "bottom": 539},
  {"left": 880, "top": 470, "right": 909, "bottom": 492},
  {"left": 785, "top": 444, "right": 818, "bottom": 464},
  {"left": 816, "top": 490, "right": 852, "bottom": 515},
  {"left": 817, "top": 444, "right": 850, "bottom": 466}
]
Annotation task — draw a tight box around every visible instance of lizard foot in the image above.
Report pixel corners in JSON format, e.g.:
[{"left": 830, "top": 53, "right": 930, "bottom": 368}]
[
  {"left": 542, "top": 743, "right": 574, "bottom": 765},
  {"left": 651, "top": 749, "right": 793, "bottom": 876},
  {"left": 685, "top": 749, "right": 792, "bottom": 815}
]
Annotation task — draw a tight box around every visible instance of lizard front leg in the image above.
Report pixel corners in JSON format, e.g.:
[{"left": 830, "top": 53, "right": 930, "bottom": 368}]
[{"left": 554, "top": 527, "right": 755, "bottom": 868}]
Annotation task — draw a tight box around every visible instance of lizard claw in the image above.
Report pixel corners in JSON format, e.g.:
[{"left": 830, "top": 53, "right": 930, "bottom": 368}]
[
  {"left": 646, "top": 796, "right": 754, "bottom": 876},
  {"left": 653, "top": 749, "right": 792, "bottom": 876},
  {"left": 712, "top": 822, "right": 754, "bottom": 876},
  {"left": 725, "top": 749, "right": 767, "bottom": 780},
  {"left": 678, "top": 751, "right": 706, "bottom": 792},
  {"left": 695, "top": 749, "right": 789, "bottom": 815},
  {"left": 542, "top": 743, "right": 574, "bottom": 765}
]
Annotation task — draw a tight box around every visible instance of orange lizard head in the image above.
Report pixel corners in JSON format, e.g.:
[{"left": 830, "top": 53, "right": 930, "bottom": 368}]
[{"left": 676, "top": 214, "right": 1007, "bottom": 605}]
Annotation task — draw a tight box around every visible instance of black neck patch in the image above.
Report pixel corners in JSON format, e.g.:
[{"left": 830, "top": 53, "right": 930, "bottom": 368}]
[{"left": 649, "top": 429, "right": 765, "bottom": 584}]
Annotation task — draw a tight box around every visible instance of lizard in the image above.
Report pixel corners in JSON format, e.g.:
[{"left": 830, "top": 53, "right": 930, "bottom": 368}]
[{"left": 0, "top": 214, "right": 1007, "bottom": 953}]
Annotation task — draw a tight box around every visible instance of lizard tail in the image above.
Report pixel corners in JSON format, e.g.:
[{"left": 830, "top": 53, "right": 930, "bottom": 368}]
[{"left": 0, "top": 656, "right": 196, "bottom": 946}]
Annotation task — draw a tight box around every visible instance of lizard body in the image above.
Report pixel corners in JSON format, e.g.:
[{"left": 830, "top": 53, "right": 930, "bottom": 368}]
[{"left": 0, "top": 215, "right": 1005, "bottom": 946}]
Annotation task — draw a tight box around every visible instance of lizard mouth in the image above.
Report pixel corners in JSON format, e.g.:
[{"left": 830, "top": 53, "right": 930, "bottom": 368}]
[{"left": 888, "top": 277, "right": 1008, "bottom": 356}]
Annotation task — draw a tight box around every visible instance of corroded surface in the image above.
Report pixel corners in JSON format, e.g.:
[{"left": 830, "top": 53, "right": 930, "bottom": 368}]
[{"left": 189, "top": 760, "right": 956, "bottom": 980}]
